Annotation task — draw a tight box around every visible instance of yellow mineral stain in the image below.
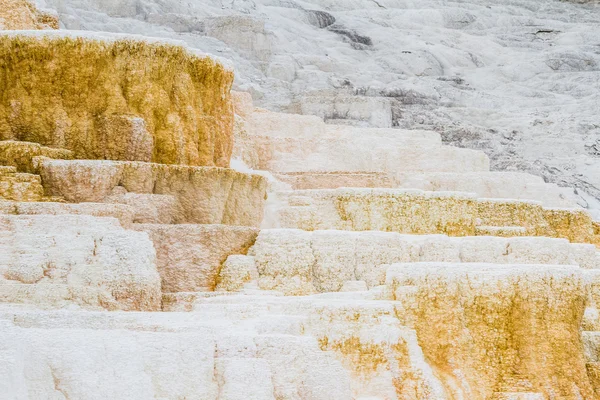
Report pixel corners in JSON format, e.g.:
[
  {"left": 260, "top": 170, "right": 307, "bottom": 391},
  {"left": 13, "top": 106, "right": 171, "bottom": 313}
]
[{"left": 0, "top": 35, "right": 234, "bottom": 167}]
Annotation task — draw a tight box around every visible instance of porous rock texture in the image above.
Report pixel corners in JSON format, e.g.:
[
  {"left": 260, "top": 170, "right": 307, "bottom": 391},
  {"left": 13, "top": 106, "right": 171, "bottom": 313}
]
[
  {"left": 0, "top": 31, "right": 234, "bottom": 167},
  {"left": 40, "top": 0, "right": 600, "bottom": 217},
  {"left": 0, "top": 0, "right": 59, "bottom": 30},
  {"left": 2, "top": 4, "right": 600, "bottom": 399},
  {"left": 37, "top": 159, "right": 268, "bottom": 226},
  {"left": 0, "top": 214, "right": 161, "bottom": 311},
  {"left": 388, "top": 263, "right": 592, "bottom": 398},
  {"left": 135, "top": 224, "right": 258, "bottom": 292}
]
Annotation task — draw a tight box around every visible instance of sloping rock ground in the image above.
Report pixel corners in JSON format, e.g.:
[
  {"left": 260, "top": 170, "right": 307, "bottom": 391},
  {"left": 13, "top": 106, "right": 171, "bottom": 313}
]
[
  {"left": 40, "top": 0, "right": 600, "bottom": 218},
  {"left": 2, "top": 8, "right": 600, "bottom": 400}
]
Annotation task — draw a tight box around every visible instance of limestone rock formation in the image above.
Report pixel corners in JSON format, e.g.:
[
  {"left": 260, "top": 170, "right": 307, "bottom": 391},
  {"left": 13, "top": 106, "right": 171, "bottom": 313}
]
[
  {"left": 0, "top": 214, "right": 160, "bottom": 311},
  {"left": 135, "top": 224, "right": 258, "bottom": 292},
  {"left": 0, "top": 0, "right": 59, "bottom": 30},
  {"left": 0, "top": 31, "right": 234, "bottom": 167},
  {"left": 0, "top": 32, "right": 267, "bottom": 318},
  {"left": 2, "top": 6, "right": 600, "bottom": 400},
  {"left": 39, "top": 0, "right": 600, "bottom": 218},
  {"left": 37, "top": 159, "right": 267, "bottom": 226}
]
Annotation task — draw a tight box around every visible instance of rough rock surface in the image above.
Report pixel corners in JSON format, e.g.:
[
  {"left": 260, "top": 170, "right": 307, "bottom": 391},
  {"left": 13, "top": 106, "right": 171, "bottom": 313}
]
[
  {"left": 388, "top": 263, "right": 592, "bottom": 398},
  {"left": 0, "top": 31, "right": 234, "bottom": 167},
  {"left": 272, "top": 188, "right": 598, "bottom": 244},
  {"left": 42, "top": 0, "right": 600, "bottom": 215},
  {"left": 234, "top": 95, "right": 583, "bottom": 209},
  {"left": 242, "top": 229, "right": 598, "bottom": 295},
  {"left": 0, "top": 215, "right": 160, "bottom": 311},
  {"left": 2, "top": 3, "right": 600, "bottom": 399},
  {"left": 38, "top": 159, "right": 267, "bottom": 227},
  {"left": 134, "top": 224, "right": 258, "bottom": 292},
  {"left": 0, "top": 0, "right": 59, "bottom": 30}
]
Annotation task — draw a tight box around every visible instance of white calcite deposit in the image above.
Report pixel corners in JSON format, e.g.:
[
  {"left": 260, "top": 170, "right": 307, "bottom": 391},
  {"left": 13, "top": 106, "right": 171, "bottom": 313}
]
[
  {"left": 40, "top": 0, "right": 600, "bottom": 217},
  {"left": 1, "top": 2, "right": 600, "bottom": 399}
]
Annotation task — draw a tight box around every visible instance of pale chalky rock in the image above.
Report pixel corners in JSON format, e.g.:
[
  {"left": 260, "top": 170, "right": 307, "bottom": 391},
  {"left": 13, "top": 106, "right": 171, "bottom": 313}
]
[
  {"left": 398, "top": 171, "right": 579, "bottom": 208},
  {"left": 231, "top": 91, "right": 254, "bottom": 118},
  {"left": 300, "top": 95, "right": 393, "bottom": 128},
  {"left": 247, "top": 229, "right": 599, "bottom": 295},
  {"left": 0, "top": 0, "right": 58, "bottom": 30},
  {"left": 216, "top": 255, "right": 259, "bottom": 292},
  {"left": 339, "top": 281, "right": 368, "bottom": 292},
  {"left": 38, "top": 159, "right": 268, "bottom": 227},
  {"left": 103, "top": 190, "right": 182, "bottom": 224},
  {"left": 242, "top": 107, "right": 327, "bottom": 139},
  {"left": 0, "top": 320, "right": 220, "bottom": 399},
  {"left": 235, "top": 111, "right": 486, "bottom": 174},
  {"left": 0, "top": 201, "right": 135, "bottom": 228},
  {"left": 387, "top": 263, "right": 591, "bottom": 399},
  {"left": 187, "top": 294, "right": 445, "bottom": 399},
  {"left": 0, "top": 215, "right": 160, "bottom": 311},
  {"left": 0, "top": 301, "right": 354, "bottom": 399},
  {"left": 204, "top": 16, "right": 272, "bottom": 62},
  {"left": 134, "top": 224, "right": 258, "bottom": 292}
]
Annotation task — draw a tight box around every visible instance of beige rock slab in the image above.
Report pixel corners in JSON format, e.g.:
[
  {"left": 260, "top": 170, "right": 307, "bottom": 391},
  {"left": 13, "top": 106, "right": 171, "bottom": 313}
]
[
  {"left": 0, "top": 215, "right": 161, "bottom": 311},
  {"left": 0, "top": 201, "right": 135, "bottom": 227},
  {"left": 38, "top": 159, "right": 268, "bottom": 227},
  {"left": 134, "top": 224, "right": 259, "bottom": 292}
]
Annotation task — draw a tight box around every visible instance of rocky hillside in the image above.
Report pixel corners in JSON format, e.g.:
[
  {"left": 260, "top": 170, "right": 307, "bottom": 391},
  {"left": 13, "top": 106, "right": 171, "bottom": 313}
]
[
  {"left": 38, "top": 0, "right": 600, "bottom": 216},
  {"left": 2, "top": 1, "right": 600, "bottom": 399}
]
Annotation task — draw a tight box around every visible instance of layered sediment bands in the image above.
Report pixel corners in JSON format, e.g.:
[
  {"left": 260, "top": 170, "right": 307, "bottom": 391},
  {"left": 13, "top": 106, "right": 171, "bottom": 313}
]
[
  {"left": 0, "top": 32, "right": 234, "bottom": 167},
  {"left": 0, "top": 0, "right": 59, "bottom": 30},
  {"left": 0, "top": 201, "right": 136, "bottom": 227},
  {"left": 37, "top": 159, "right": 267, "bottom": 227},
  {"left": 273, "top": 188, "right": 598, "bottom": 244},
  {"left": 276, "top": 189, "right": 477, "bottom": 236},
  {"left": 388, "top": 263, "right": 592, "bottom": 399},
  {"left": 244, "top": 229, "right": 599, "bottom": 295},
  {"left": 398, "top": 171, "right": 579, "bottom": 208}
]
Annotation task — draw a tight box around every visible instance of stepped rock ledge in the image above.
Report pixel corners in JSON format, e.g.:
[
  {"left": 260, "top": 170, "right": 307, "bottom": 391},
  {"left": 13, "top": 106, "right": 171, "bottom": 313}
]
[{"left": 1, "top": 1, "right": 600, "bottom": 399}]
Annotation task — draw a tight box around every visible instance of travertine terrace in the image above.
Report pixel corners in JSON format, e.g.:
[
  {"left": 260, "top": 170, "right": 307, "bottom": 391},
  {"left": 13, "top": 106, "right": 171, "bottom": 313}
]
[{"left": 2, "top": 4, "right": 600, "bottom": 400}]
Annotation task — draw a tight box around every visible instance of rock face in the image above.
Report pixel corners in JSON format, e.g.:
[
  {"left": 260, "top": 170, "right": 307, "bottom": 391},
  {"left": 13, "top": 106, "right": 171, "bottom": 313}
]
[
  {"left": 0, "top": 215, "right": 161, "bottom": 311},
  {"left": 0, "top": 0, "right": 59, "bottom": 30},
  {"left": 43, "top": 0, "right": 600, "bottom": 217},
  {"left": 2, "top": 8, "right": 600, "bottom": 400},
  {"left": 388, "top": 263, "right": 592, "bottom": 398},
  {"left": 135, "top": 224, "right": 258, "bottom": 292},
  {"left": 0, "top": 32, "right": 234, "bottom": 167},
  {"left": 245, "top": 229, "right": 598, "bottom": 295},
  {"left": 37, "top": 159, "right": 267, "bottom": 226}
]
